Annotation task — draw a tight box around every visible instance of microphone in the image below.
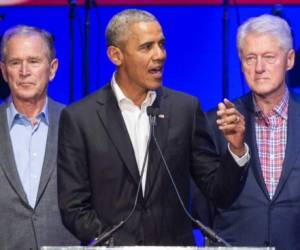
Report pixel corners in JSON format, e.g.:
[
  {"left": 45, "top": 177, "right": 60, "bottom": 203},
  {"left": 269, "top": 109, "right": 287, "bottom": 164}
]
[
  {"left": 146, "top": 106, "right": 160, "bottom": 126},
  {"left": 89, "top": 110, "right": 152, "bottom": 246},
  {"left": 146, "top": 106, "right": 231, "bottom": 247}
]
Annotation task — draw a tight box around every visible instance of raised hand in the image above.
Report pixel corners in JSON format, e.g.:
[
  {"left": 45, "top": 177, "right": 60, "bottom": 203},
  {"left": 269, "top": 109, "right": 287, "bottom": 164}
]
[{"left": 216, "top": 98, "right": 246, "bottom": 157}]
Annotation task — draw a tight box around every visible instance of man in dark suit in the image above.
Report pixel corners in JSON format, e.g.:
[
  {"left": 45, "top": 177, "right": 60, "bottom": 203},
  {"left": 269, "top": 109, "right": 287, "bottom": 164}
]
[
  {"left": 0, "top": 25, "right": 78, "bottom": 249},
  {"left": 57, "top": 9, "right": 249, "bottom": 246},
  {"left": 207, "top": 14, "right": 299, "bottom": 250}
]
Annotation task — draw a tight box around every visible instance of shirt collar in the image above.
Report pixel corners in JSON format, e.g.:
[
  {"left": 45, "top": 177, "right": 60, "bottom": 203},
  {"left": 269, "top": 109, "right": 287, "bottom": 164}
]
[
  {"left": 111, "top": 72, "right": 157, "bottom": 109},
  {"left": 253, "top": 87, "right": 289, "bottom": 120},
  {"left": 7, "top": 96, "right": 49, "bottom": 129}
]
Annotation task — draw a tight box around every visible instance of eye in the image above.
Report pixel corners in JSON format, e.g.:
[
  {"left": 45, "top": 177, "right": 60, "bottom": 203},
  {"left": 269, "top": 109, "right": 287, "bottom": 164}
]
[
  {"left": 244, "top": 55, "right": 257, "bottom": 65},
  {"left": 29, "top": 58, "right": 40, "bottom": 64},
  {"left": 8, "top": 60, "right": 21, "bottom": 67},
  {"left": 140, "top": 43, "right": 152, "bottom": 51},
  {"left": 159, "top": 40, "right": 166, "bottom": 49},
  {"left": 263, "top": 54, "right": 276, "bottom": 64}
]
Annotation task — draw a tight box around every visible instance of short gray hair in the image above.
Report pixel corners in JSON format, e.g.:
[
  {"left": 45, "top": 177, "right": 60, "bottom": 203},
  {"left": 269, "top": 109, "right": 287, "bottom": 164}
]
[
  {"left": 1, "top": 25, "right": 56, "bottom": 62},
  {"left": 105, "top": 9, "right": 157, "bottom": 47},
  {"left": 237, "top": 14, "right": 293, "bottom": 57}
]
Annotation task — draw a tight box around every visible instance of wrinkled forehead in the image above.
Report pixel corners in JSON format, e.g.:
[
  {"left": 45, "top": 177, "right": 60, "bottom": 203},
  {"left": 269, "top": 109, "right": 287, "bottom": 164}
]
[
  {"left": 3, "top": 33, "right": 50, "bottom": 59},
  {"left": 120, "top": 21, "right": 164, "bottom": 43},
  {"left": 240, "top": 32, "right": 282, "bottom": 54}
]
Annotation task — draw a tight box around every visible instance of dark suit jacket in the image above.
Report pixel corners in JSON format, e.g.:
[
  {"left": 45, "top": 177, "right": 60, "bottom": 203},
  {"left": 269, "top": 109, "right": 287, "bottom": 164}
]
[
  {"left": 57, "top": 85, "right": 247, "bottom": 246},
  {"left": 0, "top": 98, "right": 79, "bottom": 250},
  {"left": 206, "top": 91, "right": 300, "bottom": 250}
]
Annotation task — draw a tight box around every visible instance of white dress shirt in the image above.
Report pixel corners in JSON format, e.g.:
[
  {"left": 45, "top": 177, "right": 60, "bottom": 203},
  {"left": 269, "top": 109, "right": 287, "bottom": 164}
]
[{"left": 111, "top": 75, "right": 156, "bottom": 194}]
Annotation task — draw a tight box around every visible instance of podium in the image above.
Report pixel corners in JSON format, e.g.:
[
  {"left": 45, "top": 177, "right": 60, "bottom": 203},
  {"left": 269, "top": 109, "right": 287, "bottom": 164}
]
[{"left": 41, "top": 247, "right": 275, "bottom": 250}]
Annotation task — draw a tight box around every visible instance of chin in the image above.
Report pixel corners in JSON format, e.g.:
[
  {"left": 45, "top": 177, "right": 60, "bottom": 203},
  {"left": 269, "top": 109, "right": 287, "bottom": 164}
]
[
  {"left": 147, "top": 81, "right": 162, "bottom": 90},
  {"left": 16, "top": 93, "right": 38, "bottom": 101}
]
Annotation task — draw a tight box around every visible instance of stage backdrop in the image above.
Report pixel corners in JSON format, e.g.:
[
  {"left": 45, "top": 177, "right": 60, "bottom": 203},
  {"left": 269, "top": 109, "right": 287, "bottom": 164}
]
[
  {"left": 2, "top": 0, "right": 300, "bottom": 5},
  {"left": 0, "top": 3, "right": 300, "bottom": 245},
  {"left": 1, "top": 5, "right": 299, "bottom": 110}
]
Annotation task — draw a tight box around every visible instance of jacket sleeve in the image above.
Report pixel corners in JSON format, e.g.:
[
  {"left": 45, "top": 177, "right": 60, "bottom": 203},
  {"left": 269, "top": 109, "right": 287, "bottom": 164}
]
[
  {"left": 57, "top": 107, "right": 102, "bottom": 243},
  {"left": 190, "top": 99, "right": 248, "bottom": 208}
]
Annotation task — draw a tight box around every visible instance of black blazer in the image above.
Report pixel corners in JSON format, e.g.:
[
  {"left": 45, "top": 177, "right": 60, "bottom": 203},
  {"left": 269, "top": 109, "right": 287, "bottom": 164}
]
[
  {"left": 57, "top": 85, "right": 247, "bottom": 246},
  {"left": 206, "top": 91, "right": 300, "bottom": 250}
]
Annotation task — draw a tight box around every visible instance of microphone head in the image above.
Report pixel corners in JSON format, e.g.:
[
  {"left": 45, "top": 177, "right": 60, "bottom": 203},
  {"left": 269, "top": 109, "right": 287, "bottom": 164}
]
[{"left": 147, "top": 106, "right": 160, "bottom": 117}]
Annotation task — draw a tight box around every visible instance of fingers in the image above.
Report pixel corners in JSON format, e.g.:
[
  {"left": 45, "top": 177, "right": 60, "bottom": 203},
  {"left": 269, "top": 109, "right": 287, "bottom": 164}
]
[
  {"left": 216, "top": 99, "right": 244, "bottom": 129},
  {"left": 223, "top": 98, "right": 235, "bottom": 108},
  {"left": 217, "top": 115, "right": 242, "bottom": 128}
]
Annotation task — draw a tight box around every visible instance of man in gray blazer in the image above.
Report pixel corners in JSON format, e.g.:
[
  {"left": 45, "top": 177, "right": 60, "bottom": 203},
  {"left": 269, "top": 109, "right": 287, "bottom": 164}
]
[{"left": 0, "top": 25, "right": 78, "bottom": 249}]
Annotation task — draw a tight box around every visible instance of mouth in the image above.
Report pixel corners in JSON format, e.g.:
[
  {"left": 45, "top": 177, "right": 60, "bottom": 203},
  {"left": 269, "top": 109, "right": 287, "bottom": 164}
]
[
  {"left": 255, "top": 77, "right": 269, "bottom": 82},
  {"left": 18, "top": 82, "right": 34, "bottom": 86},
  {"left": 148, "top": 65, "right": 163, "bottom": 78}
]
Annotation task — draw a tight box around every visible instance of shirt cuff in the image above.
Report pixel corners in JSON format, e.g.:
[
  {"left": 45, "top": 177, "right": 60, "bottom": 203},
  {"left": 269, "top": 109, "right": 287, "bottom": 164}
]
[{"left": 228, "top": 143, "right": 250, "bottom": 167}]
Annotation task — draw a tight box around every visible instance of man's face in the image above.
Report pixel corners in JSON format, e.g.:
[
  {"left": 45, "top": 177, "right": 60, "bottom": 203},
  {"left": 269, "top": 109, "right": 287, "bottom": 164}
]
[
  {"left": 240, "top": 33, "right": 294, "bottom": 99},
  {"left": 114, "top": 21, "right": 166, "bottom": 93},
  {"left": 0, "top": 34, "right": 58, "bottom": 103}
]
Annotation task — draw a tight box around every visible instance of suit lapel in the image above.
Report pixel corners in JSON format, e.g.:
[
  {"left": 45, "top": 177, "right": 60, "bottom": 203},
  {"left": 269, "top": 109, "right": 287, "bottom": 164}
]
[
  {"left": 0, "top": 104, "right": 29, "bottom": 205},
  {"left": 35, "top": 99, "right": 62, "bottom": 205},
  {"left": 238, "top": 95, "right": 270, "bottom": 199},
  {"left": 144, "top": 88, "right": 170, "bottom": 199},
  {"left": 273, "top": 92, "right": 300, "bottom": 200},
  {"left": 95, "top": 85, "right": 140, "bottom": 185}
]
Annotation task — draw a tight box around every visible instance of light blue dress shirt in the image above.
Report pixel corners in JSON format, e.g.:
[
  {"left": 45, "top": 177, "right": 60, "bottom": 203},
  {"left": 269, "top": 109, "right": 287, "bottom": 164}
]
[{"left": 7, "top": 98, "right": 49, "bottom": 208}]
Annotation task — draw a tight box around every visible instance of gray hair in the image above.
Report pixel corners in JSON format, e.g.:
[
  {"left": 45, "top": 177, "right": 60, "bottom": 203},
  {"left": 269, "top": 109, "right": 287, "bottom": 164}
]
[
  {"left": 237, "top": 14, "right": 293, "bottom": 57},
  {"left": 1, "top": 25, "right": 56, "bottom": 62},
  {"left": 105, "top": 9, "right": 157, "bottom": 47}
]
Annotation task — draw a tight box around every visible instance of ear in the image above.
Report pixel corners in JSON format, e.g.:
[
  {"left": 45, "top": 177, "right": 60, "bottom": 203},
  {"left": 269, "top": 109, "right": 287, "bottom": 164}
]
[
  {"left": 49, "top": 58, "right": 58, "bottom": 81},
  {"left": 107, "top": 45, "right": 123, "bottom": 66},
  {"left": 0, "top": 62, "right": 8, "bottom": 82},
  {"left": 286, "top": 49, "right": 295, "bottom": 71}
]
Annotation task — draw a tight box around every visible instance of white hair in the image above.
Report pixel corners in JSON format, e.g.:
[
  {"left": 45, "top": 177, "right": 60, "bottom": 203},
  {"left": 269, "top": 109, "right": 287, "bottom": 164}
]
[{"left": 237, "top": 14, "right": 293, "bottom": 57}]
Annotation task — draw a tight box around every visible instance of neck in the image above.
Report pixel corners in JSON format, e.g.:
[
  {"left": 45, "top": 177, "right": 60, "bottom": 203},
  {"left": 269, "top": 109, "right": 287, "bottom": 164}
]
[
  {"left": 254, "top": 89, "right": 286, "bottom": 114},
  {"left": 115, "top": 73, "right": 148, "bottom": 108},
  {"left": 12, "top": 96, "right": 46, "bottom": 120}
]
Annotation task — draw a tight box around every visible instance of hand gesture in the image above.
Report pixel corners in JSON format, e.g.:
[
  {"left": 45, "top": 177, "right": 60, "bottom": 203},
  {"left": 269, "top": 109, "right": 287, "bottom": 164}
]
[{"left": 216, "top": 98, "right": 246, "bottom": 157}]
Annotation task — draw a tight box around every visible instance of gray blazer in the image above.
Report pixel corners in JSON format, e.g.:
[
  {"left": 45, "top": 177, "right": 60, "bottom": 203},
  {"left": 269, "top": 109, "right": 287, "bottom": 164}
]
[{"left": 0, "top": 98, "right": 79, "bottom": 250}]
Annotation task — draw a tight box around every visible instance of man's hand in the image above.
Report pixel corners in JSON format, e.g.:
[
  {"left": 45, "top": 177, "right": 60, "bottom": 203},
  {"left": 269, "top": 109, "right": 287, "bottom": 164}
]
[{"left": 216, "top": 98, "right": 246, "bottom": 157}]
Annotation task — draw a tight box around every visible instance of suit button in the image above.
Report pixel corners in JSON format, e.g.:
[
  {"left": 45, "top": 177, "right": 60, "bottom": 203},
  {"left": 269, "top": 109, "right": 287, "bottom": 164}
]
[{"left": 264, "top": 241, "right": 270, "bottom": 246}]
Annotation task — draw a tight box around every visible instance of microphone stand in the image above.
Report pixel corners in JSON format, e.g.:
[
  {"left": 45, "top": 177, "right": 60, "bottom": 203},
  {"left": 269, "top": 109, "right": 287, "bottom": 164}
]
[
  {"left": 147, "top": 107, "right": 231, "bottom": 247},
  {"left": 83, "top": 0, "right": 95, "bottom": 97},
  {"left": 222, "top": 0, "right": 229, "bottom": 99},
  {"left": 69, "top": 0, "right": 76, "bottom": 103}
]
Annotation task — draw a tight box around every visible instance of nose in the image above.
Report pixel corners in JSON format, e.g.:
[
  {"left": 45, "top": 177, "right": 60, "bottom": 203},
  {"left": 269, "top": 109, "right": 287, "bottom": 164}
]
[
  {"left": 19, "top": 61, "right": 30, "bottom": 77},
  {"left": 255, "top": 57, "right": 266, "bottom": 73},
  {"left": 152, "top": 44, "right": 166, "bottom": 61}
]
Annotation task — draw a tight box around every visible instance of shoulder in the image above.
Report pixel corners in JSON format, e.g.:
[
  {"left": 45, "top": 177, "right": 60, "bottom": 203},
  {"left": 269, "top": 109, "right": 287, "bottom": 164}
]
[
  {"left": 0, "top": 102, "right": 8, "bottom": 113},
  {"left": 160, "top": 86, "right": 200, "bottom": 111},
  {"left": 289, "top": 90, "right": 300, "bottom": 103},
  {"left": 48, "top": 98, "right": 65, "bottom": 111},
  {"left": 162, "top": 86, "right": 198, "bottom": 102},
  {"left": 65, "top": 86, "right": 108, "bottom": 113},
  {"left": 59, "top": 86, "right": 111, "bottom": 126}
]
